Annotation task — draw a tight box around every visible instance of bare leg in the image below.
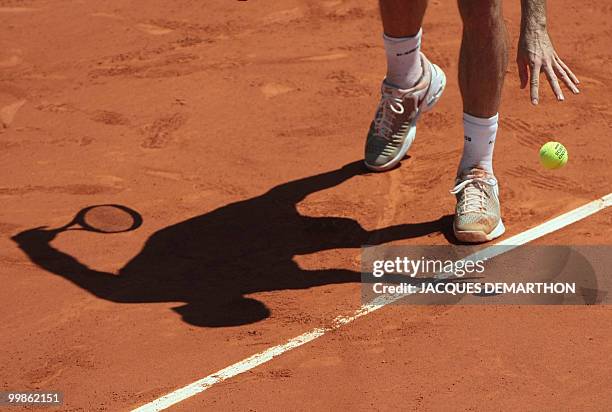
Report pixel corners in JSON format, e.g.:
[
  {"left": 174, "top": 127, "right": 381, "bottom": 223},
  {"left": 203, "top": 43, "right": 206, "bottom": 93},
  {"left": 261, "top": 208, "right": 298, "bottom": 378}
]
[
  {"left": 379, "top": 0, "right": 428, "bottom": 37},
  {"left": 458, "top": 0, "right": 508, "bottom": 117}
]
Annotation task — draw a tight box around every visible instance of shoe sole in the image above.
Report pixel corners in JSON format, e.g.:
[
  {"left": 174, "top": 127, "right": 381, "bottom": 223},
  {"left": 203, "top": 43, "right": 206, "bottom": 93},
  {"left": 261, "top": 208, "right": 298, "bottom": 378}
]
[
  {"left": 365, "top": 64, "right": 446, "bottom": 173},
  {"left": 454, "top": 219, "right": 506, "bottom": 243}
]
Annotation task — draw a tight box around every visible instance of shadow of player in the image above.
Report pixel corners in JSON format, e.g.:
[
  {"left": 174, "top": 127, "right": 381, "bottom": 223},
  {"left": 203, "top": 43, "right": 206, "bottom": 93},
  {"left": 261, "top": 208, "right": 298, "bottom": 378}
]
[{"left": 12, "top": 161, "right": 453, "bottom": 327}]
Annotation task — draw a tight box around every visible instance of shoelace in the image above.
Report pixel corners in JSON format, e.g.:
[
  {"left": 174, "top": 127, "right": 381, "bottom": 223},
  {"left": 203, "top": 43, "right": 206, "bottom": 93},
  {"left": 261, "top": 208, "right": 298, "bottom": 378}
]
[
  {"left": 450, "top": 177, "right": 495, "bottom": 215},
  {"left": 373, "top": 92, "right": 405, "bottom": 141}
]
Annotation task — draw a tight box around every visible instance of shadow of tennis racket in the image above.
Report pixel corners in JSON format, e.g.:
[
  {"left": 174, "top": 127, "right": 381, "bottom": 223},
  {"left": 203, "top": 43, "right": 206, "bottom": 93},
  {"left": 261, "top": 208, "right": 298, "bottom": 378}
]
[{"left": 55, "top": 204, "right": 143, "bottom": 234}]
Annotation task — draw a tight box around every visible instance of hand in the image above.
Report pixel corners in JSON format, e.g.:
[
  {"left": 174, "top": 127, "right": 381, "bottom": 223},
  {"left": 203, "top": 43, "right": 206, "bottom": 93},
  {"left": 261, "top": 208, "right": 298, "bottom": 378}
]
[{"left": 517, "top": 28, "right": 579, "bottom": 105}]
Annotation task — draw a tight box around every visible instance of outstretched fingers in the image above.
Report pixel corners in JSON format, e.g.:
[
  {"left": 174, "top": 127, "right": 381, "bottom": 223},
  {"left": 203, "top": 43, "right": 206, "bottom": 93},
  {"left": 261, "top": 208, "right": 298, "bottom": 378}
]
[
  {"left": 554, "top": 55, "right": 580, "bottom": 93},
  {"left": 544, "top": 64, "right": 564, "bottom": 101}
]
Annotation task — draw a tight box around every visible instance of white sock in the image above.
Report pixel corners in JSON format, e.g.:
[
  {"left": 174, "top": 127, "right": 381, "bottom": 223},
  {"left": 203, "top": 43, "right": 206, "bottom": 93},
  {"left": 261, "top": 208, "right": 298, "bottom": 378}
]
[
  {"left": 458, "top": 112, "right": 499, "bottom": 175},
  {"left": 383, "top": 28, "right": 423, "bottom": 89}
]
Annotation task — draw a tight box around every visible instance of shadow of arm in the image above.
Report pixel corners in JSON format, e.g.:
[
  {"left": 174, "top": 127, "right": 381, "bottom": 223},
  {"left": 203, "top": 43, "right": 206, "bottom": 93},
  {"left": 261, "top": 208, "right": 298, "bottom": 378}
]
[
  {"left": 12, "top": 227, "right": 119, "bottom": 300},
  {"left": 365, "top": 216, "right": 451, "bottom": 245},
  {"left": 266, "top": 161, "right": 366, "bottom": 202}
]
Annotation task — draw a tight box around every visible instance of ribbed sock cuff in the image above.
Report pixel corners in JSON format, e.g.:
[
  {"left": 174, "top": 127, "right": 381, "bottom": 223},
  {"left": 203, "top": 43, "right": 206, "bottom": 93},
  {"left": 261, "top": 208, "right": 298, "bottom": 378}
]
[
  {"left": 382, "top": 28, "right": 422, "bottom": 43},
  {"left": 463, "top": 112, "right": 499, "bottom": 127}
]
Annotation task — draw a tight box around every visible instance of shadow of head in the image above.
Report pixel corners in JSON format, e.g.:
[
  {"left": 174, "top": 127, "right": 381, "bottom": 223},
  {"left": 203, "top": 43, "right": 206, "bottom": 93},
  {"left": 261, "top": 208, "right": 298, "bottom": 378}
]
[{"left": 172, "top": 298, "right": 270, "bottom": 327}]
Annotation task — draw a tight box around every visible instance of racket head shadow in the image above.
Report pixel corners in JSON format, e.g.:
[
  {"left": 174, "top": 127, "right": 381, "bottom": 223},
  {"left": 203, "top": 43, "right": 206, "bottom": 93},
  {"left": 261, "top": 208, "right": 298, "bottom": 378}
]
[{"left": 71, "top": 204, "right": 143, "bottom": 233}]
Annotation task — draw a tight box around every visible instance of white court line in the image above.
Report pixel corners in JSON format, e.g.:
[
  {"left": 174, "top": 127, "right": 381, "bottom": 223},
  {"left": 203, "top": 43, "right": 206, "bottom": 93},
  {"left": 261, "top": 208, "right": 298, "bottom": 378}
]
[{"left": 132, "top": 193, "right": 612, "bottom": 412}]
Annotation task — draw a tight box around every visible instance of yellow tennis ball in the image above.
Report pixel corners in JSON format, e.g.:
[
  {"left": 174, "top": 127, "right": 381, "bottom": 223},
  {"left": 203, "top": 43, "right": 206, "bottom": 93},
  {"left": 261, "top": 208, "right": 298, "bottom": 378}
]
[{"left": 539, "top": 141, "right": 568, "bottom": 169}]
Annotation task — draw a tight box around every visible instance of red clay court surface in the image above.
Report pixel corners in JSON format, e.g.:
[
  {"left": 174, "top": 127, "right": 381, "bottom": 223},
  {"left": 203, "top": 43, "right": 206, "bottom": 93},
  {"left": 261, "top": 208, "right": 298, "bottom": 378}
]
[{"left": 1, "top": 0, "right": 611, "bottom": 410}]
